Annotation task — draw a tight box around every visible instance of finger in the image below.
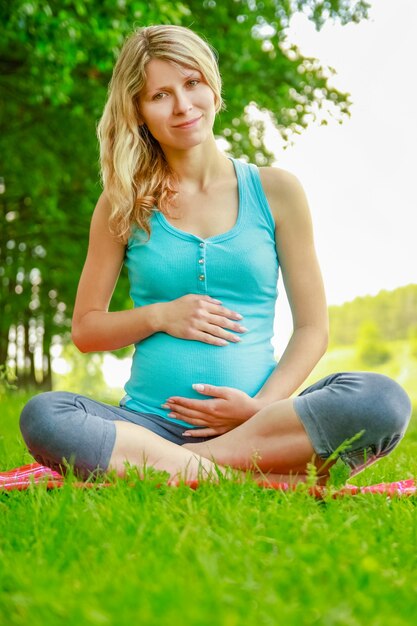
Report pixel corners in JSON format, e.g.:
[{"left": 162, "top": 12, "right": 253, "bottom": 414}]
[
  {"left": 208, "top": 312, "right": 248, "bottom": 334},
  {"left": 207, "top": 303, "right": 244, "bottom": 321},
  {"left": 168, "top": 412, "right": 211, "bottom": 426},
  {"left": 163, "top": 397, "right": 215, "bottom": 416},
  {"left": 201, "top": 295, "right": 222, "bottom": 305},
  {"left": 165, "top": 404, "right": 213, "bottom": 421},
  {"left": 182, "top": 428, "right": 221, "bottom": 438},
  {"left": 192, "top": 330, "right": 229, "bottom": 346},
  {"left": 205, "top": 323, "right": 242, "bottom": 343},
  {"left": 191, "top": 383, "right": 230, "bottom": 399}
]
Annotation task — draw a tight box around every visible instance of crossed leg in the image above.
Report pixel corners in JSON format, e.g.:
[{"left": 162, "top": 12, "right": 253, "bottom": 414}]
[
  {"left": 21, "top": 373, "right": 410, "bottom": 485},
  {"left": 184, "top": 398, "right": 334, "bottom": 484},
  {"left": 109, "top": 398, "right": 331, "bottom": 485},
  {"left": 108, "top": 421, "right": 223, "bottom": 482}
]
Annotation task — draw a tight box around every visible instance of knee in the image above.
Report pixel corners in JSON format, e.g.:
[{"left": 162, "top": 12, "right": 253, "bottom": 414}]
[
  {"left": 20, "top": 391, "right": 72, "bottom": 454},
  {"left": 357, "top": 373, "right": 412, "bottom": 438}
]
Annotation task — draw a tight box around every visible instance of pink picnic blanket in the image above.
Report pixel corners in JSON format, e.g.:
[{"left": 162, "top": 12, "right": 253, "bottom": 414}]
[{"left": 1, "top": 463, "right": 416, "bottom": 498}]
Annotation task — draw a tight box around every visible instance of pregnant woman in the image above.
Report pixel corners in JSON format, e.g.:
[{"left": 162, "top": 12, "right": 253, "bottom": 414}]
[{"left": 20, "top": 25, "right": 412, "bottom": 485}]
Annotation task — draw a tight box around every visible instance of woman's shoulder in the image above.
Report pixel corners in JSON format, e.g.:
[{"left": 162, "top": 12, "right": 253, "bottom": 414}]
[
  {"left": 258, "top": 166, "right": 304, "bottom": 201},
  {"left": 89, "top": 191, "right": 126, "bottom": 250},
  {"left": 257, "top": 166, "right": 309, "bottom": 226},
  {"left": 90, "top": 191, "right": 114, "bottom": 234}
]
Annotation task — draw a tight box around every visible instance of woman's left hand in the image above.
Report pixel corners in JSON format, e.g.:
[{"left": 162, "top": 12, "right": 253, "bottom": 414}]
[{"left": 161, "top": 384, "right": 261, "bottom": 437}]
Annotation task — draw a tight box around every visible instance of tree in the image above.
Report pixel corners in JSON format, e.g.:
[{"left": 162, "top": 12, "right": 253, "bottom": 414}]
[
  {"left": 329, "top": 284, "right": 417, "bottom": 346},
  {"left": 0, "top": 0, "right": 370, "bottom": 388},
  {"left": 356, "top": 321, "right": 391, "bottom": 367},
  {"left": 408, "top": 325, "right": 417, "bottom": 360}
]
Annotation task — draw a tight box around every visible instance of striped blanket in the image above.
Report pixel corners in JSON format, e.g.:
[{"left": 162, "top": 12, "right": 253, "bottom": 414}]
[{"left": 1, "top": 463, "right": 416, "bottom": 498}]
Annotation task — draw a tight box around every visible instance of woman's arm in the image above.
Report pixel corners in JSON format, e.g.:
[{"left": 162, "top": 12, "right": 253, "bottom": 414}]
[
  {"left": 253, "top": 167, "right": 329, "bottom": 408},
  {"left": 71, "top": 192, "right": 161, "bottom": 352},
  {"left": 72, "top": 192, "right": 246, "bottom": 353}
]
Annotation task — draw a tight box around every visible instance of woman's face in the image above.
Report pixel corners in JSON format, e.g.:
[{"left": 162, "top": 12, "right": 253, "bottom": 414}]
[{"left": 138, "top": 58, "right": 217, "bottom": 153}]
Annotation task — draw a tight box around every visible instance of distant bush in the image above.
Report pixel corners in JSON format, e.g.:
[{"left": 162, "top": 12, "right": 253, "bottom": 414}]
[
  {"left": 409, "top": 326, "right": 417, "bottom": 359},
  {"left": 356, "top": 321, "right": 391, "bottom": 366},
  {"left": 329, "top": 284, "right": 417, "bottom": 345},
  {"left": 0, "top": 363, "right": 17, "bottom": 396}
]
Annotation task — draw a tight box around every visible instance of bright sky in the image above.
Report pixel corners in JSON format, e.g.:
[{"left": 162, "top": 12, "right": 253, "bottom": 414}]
[
  {"left": 271, "top": 0, "right": 417, "bottom": 354},
  {"left": 100, "top": 0, "right": 417, "bottom": 383}
]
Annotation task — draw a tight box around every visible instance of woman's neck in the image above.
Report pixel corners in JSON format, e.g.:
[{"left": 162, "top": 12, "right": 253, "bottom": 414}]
[{"left": 162, "top": 139, "right": 231, "bottom": 193}]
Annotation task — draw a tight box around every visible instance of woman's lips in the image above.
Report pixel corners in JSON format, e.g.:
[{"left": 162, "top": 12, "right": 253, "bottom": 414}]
[{"left": 173, "top": 116, "right": 202, "bottom": 129}]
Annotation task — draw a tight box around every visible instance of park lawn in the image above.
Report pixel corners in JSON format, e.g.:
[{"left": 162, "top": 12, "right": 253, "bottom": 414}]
[{"left": 1, "top": 390, "right": 417, "bottom": 626}]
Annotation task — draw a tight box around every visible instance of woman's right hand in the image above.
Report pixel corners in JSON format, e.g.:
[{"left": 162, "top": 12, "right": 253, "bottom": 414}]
[{"left": 158, "top": 294, "right": 247, "bottom": 346}]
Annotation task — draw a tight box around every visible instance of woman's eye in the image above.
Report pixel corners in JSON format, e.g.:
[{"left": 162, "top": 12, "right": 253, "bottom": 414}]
[{"left": 151, "top": 80, "right": 200, "bottom": 100}]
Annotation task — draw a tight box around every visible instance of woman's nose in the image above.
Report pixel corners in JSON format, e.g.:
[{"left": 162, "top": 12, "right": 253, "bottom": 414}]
[{"left": 173, "top": 91, "right": 193, "bottom": 115}]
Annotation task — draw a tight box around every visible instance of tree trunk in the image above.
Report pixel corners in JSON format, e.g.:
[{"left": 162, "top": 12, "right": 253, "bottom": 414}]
[
  {"left": 43, "top": 352, "right": 53, "bottom": 391},
  {"left": 0, "top": 329, "right": 8, "bottom": 366},
  {"left": 42, "top": 330, "right": 53, "bottom": 391}
]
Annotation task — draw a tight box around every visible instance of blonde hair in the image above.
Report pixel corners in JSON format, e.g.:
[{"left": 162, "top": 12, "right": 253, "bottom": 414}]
[{"left": 97, "top": 25, "right": 224, "bottom": 243}]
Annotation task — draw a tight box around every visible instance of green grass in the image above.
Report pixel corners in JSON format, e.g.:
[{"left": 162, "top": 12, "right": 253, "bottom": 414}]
[{"left": 1, "top": 349, "right": 417, "bottom": 625}]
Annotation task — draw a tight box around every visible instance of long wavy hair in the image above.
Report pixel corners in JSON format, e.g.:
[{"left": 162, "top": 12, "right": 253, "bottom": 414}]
[{"left": 97, "top": 25, "right": 224, "bottom": 243}]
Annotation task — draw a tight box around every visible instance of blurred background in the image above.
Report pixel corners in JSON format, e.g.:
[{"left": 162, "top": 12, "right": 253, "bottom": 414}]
[{"left": 1, "top": 0, "right": 416, "bottom": 405}]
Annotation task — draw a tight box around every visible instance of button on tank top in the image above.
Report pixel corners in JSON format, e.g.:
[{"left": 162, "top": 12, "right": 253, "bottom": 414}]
[{"left": 121, "top": 158, "right": 280, "bottom": 427}]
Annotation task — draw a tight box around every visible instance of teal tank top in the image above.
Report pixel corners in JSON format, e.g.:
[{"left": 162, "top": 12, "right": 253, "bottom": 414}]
[{"left": 121, "top": 158, "right": 280, "bottom": 427}]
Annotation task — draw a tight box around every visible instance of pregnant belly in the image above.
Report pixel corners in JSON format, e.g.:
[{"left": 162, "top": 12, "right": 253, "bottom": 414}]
[{"left": 124, "top": 332, "right": 276, "bottom": 421}]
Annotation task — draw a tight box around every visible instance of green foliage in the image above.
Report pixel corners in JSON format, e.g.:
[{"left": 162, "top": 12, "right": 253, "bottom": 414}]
[
  {"left": 329, "top": 284, "right": 417, "bottom": 346},
  {"left": 328, "top": 457, "right": 352, "bottom": 488},
  {"left": 408, "top": 325, "right": 417, "bottom": 359},
  {"left": 356, "top": 321, "right": 391, "bottom": 366},
  {"left": 300, "top": 337, "right": 417, "bottom": 406},
  {"left": 53, "top": 344, "right": 109, "bottom": 399},
  {"left": 0, "top": 364, "right": 18, "bottom": 396},
  {"left": 303, "top": 429, "right": 364, "bottom": 490}
]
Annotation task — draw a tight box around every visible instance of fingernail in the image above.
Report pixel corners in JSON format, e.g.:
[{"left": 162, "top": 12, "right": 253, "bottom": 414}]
[
  {"left": 182, "top": 433, "right": 191, "bottom": 437},
  {"left": 168, "top": 413, "right": 176, "bottom": 417},
  {"left": 192, "top": 384, "right": 204, "bottom": 391},
  {"left": 240, "top": 327, "right": 249, "bottom": 332},
  {"left": 161, "top": 404, "right": 169, "bottom": 409},
  {"left": 235, "top": 314, "right": 243, "bottom": 319}
]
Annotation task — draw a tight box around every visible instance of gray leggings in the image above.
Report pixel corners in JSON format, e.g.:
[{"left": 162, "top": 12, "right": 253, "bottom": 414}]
[{"left": 20, "top": 372, "right": 412, "bottom": 479}]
